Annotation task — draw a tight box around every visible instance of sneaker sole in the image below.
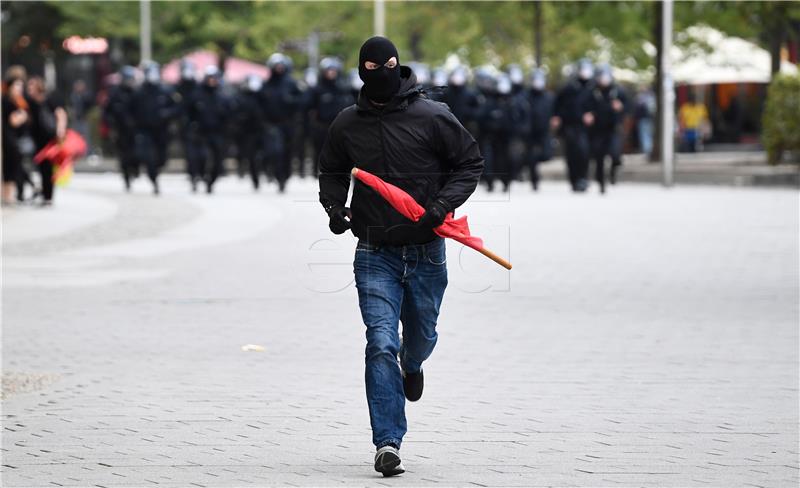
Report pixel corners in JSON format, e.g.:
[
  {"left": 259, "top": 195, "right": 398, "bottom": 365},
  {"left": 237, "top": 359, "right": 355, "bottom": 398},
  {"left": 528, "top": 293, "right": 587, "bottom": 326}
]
[{"left": 375, "top": 451, "right": 404, "bottom": 477}]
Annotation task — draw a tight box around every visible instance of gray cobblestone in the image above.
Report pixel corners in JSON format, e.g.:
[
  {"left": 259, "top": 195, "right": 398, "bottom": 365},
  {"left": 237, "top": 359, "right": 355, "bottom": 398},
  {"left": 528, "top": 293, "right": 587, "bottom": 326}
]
[{"left": 2, "top": 175, "right": 798, "bottom": 487}]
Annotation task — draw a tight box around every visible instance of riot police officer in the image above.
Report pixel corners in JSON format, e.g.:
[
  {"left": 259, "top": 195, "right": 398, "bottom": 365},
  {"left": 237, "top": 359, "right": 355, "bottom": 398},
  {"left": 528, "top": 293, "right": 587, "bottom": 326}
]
[
  {"left": 525, "top": 68, "right": 554, "bottom": 191},
  {"left": 585, "top": 64, "right": 627, "bottom": 193},
  {"left": 309, "top": 57, "right": 353, "bottom": 178},
  {"left": 190, "top": 66, "right": 229, "bottom": 194},
  {"left": 175, "top": 60, "right": 202, "bottom": 191},
  {"left": 103, "top": 66, "right": 139, "bottom": 191},
  {"left": 261, "top": 53, "right": 301, "bottom": 193},
  {"left": 443, "top": 66, "right": 480, "bottom": 132},
  {"left": 505, "top": 64, "right": 532, "bottom": 182},
  {"left": 473, "top": 66, "right": 497, "bottom": 191},
  {"left": 132, "top": 61, "right": 177, "bottom": 195},
  {"left": 233, "top": 74, "right": 268, "bottom": 190},
  {"left": 482, "top": 73, "right": 527, "bottom": 192},
  {"left": 553, "top": 58, "right": 594, "bottom": 192},
  {"left": 507, "top": 64, "right": 525, "bottom": 95}
]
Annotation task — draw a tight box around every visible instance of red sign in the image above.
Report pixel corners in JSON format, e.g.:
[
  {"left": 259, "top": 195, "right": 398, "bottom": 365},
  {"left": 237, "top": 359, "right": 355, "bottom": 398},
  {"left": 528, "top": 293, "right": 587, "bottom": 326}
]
[{"left": 62, "top": 36, "right": 108, "bottom": 55}]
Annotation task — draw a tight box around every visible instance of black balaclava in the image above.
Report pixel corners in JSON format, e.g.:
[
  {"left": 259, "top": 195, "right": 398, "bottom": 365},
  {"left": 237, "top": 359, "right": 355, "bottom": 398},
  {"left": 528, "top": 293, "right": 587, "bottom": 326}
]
[{"left": 358, "top": 36, "right": 401, "bottom": 103}]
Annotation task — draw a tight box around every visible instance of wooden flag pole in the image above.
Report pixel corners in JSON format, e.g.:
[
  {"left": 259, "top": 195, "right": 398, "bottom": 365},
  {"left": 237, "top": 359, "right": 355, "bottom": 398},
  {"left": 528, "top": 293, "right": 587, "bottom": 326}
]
[{"left": 477, "top": 246, "right": 513, "bottom": 270}]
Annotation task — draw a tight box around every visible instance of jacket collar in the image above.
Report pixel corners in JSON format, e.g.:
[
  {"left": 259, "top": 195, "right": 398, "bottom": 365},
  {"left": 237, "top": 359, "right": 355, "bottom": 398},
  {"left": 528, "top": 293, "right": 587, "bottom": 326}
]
[{"left": 356, "top": 65, "right": 421, "bottom": 114}]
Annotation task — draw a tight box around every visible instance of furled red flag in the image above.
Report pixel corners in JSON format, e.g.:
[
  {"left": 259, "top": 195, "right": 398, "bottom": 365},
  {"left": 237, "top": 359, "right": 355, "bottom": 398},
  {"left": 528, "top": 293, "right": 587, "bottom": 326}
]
[
  {"left": 351, "top": 167, "right": 512, "bottom": 270},
  {"left": 33, "top": 129, "right": 87, "bottom": 187}
]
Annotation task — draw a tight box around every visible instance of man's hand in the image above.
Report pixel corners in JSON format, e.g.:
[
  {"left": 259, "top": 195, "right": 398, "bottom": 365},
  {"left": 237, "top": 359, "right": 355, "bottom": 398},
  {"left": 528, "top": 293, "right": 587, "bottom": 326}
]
[
  {"left": 328, "top": 206, "right": 352, "bottom": 235},
  {"left": 416, "top": 198, "right": 449, "bottom": 231},
  {"left": 612, "top": 99, "right": 624, "bottom": 112},
  {"left": 550, "top": 116, "right": 561, "bottom": 130},
  {"left": 583, "top": 112, "right": 595, "bottom": 126}
]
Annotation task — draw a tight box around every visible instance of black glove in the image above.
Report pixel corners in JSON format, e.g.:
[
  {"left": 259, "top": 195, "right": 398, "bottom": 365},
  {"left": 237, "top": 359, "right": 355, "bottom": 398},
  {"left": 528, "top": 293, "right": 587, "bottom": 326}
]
[
  {"left": 416, "top": 198, "right": 450, "bottom": 231},
  {"left": 327, "top": 206, "right": 352, "bottom": 235}
]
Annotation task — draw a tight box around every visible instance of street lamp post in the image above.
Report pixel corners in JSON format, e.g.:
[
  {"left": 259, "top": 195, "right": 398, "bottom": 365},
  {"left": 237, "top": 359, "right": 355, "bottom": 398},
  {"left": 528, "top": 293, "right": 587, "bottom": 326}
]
[
  {"left": 374, "top": 0, "right": 385, "bottom": 37},
  {"left": 140, "top": 0, "right": 152, "bottom": 63},
  {"left": 661, "top": 0, "right": 675, "bottom": 187}
]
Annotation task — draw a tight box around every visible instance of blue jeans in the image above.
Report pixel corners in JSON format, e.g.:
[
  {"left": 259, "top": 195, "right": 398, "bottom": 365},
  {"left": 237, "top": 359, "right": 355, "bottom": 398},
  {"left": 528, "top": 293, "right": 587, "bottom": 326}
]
[{"left": 353, "top": 237, "right": 448, "bottom": 449}]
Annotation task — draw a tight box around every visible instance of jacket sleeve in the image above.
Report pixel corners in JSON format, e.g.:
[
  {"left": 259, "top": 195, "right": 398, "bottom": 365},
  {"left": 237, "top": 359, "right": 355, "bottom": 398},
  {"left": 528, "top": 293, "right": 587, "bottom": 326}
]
[
  {"left": 432, "top": 107, "right": 485, "bottom": 211},
  {"left": 317, "top": 115, "right": 353, "bottom": 213}
]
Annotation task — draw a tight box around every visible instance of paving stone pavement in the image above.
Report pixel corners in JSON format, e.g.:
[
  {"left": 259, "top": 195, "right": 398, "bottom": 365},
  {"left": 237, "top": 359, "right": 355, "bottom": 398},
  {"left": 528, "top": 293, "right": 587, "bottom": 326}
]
[{"left": 2, "top": 174, "right": 798, "bottom": 487}]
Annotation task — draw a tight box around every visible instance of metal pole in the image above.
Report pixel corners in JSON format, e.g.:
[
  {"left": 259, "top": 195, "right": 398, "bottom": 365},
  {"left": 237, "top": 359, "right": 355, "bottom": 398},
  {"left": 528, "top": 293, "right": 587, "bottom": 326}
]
[
  {"left": 661, "top": 0, "right": 674, "bottom": 186},
  {"left": 308, "top": 31, "right": 320, "bottom": 70},
  {"left": 374, "top": 0, "right": 385, "bottom": 37},
  {"left": 140, "top": 0, "right": 152, "bottom": 63},
  {"left": 534, "top": 2, "right": 542, "bottom": 67}
]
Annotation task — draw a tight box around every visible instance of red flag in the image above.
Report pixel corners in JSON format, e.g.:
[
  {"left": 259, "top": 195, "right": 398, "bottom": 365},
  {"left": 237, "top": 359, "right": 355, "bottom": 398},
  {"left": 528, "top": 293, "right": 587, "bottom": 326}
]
[
  {"left": 351, "top": 167, "right": 511, "bottom": 270},
  {"left": 34, "top": 129, "right": 87, "bottom": 186}
]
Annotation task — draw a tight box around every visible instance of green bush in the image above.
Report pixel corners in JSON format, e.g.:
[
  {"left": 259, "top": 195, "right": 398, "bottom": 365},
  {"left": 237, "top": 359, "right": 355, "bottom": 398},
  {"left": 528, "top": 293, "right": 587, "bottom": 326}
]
[{"left": 762, "top": 73, "right": 800, "bottom": 164}]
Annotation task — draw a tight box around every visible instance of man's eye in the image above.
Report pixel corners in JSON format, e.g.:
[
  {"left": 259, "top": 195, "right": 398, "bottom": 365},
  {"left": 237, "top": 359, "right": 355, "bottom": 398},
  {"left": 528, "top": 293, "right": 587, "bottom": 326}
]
[{"left": 365, "top": 62, "right": 379, "bottom": 70}]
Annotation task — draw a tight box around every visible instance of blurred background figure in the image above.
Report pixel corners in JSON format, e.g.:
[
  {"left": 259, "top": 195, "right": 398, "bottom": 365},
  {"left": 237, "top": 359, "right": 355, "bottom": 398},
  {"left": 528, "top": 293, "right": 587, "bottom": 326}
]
[
  {"left": 679, "top": 92, "right": 710, "bottom": 152},
  {"left": 505, "top": 63, "right": 531, "bottom": 183},
  {"left": 585, "top": 64, "right": 628, "bottom": 193},
  {"left": 191, "top": 65, "right": 229, "bottom": 194},
  {"left": 26, "top": 76, "right": 68, "bottom": 206},
  {"left": 444, "top": 65, "right": 479, "bottom": 139},
  {"left": 68, "top": 80, "right": 93, "bottom": 156},
  {"left": 347, "top": 68, "right": 363, "bottom": 102},
  {"left": 235, "top": 74, "right": 267, "bottom": 190},
  {"left": 473, "top": 66, "right": 496, "bottom": 191},
  {"left": 634, "top": 84, "right": 656, "bottom": 157},
  {"left": 174, "top": 59, "right": 202, "bottom": 191},
  {"left": 2, "top": 66, "right": 30, "bottom": 204},
  {"left": 309, "top": 57, "right": 352, "bottom": 178},
  {"left": 525, "top": 67, "right": 554, "bottom": 191},
  {"left": 132, "top": 61, "right": 176, "bottom": 195},
  {"left": 553, "top": 58, "right": 594, "bottom": 192},
  {"left": 103, "top": 66, "right": 139, "bottom": 191},
  {"left": 482, "top": 72, "right": 527, "bottom": 192},
  {"left": 262, "top": 52, "right": 301, "bottom": 193}
]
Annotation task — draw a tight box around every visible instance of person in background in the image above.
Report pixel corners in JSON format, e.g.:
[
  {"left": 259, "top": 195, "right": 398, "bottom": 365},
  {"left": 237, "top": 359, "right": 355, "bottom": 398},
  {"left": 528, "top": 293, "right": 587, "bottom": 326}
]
[
  {"left": 103, "top": 66, "right": 139, "bottom": 191},
  {"left": 190, "top": 66, "right": 229, "bottom": 194},
  {"left": 309, "top": 57, "right": 353, "bottom": 179},
  {"left": 132, "top": 61, "right": 177, "bottom": 195},
  {"left": 69, "top": 80, "right": 94, "bottom": 155},
  {"left": 552, "top": 58, "right": 594, "bottom": 192},
  {"left": 2, "top": 66, "right": 30, "bottom": 205},
  {"left": 585, "top": 64, "right": 627, "bottom": 193},
  {"left": 235, "top": 74, "right": 268, "bottom": 190},
  {"left": 443, "top": 66, "right": 479, "bottom": 133},
  {"left": 678, "top": 92, "right": 709, "bottom": 153},
  {"left": 483, "top": 72, "right": 527, "bottom": 192},
  {"left": 525, "top": 68, "right": 554, "bottom": 191},
  {"left": 261, "top": 53, "right": 301, "bottom": 193},
  {"left": 174, "top": 60, "right": 202, "bottom": 192},
  {"left": 26, "top": 76, "right": 67, "bottom": 206},
  {"left": 634, "top": 84, "right": 655, "bottom": 157}
]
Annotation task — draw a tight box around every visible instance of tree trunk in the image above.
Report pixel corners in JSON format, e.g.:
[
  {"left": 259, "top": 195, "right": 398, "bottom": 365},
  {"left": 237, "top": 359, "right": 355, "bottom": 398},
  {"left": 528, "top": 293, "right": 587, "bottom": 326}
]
[{"left": 651, "top": 0, "right": 663, "bottom": 163}]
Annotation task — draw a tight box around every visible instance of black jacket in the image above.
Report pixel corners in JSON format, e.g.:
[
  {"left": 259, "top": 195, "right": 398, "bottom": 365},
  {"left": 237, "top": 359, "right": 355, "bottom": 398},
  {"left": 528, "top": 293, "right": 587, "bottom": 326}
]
[
  {"left": 527, "top": 89, "right": 554, "bottom": 137},
  {"left": 554, "top": 78, "right": 592, "bottom": 128},
  {"left": 318, "top": 66, "right": 484, "bottom": 246},
  {"left": 586, "top": 84, "right": 628, "bottom": 134},
  {"left": 311, "top": 78, "right": 354, "bottom": 125}
]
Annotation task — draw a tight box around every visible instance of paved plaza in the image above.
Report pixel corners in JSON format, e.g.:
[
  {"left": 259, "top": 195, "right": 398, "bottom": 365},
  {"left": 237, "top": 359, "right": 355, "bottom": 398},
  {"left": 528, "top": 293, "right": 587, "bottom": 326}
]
[{"left": 2, "top": 174, "right": 798, "bottom": 487}]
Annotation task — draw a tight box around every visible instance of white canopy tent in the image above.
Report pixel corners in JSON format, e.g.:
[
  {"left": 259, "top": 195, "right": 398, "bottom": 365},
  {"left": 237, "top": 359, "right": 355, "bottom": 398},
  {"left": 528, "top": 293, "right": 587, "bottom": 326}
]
[
  {"left": 671, "top": 25, "right": 798, "bottom": 85},
  {"left": 605, "top": 25, "right": 798, "bottom": 85}
]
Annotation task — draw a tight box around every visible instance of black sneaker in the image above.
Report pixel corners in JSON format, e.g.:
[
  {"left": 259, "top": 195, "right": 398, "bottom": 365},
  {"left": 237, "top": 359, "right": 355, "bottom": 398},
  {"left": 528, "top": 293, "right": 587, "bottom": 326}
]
[
  {"left": 374, "top": 445, "right": 405, "bottom": 477},
  {"left": 403, "top": 370, "right": 424, "bottom": 402}
]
